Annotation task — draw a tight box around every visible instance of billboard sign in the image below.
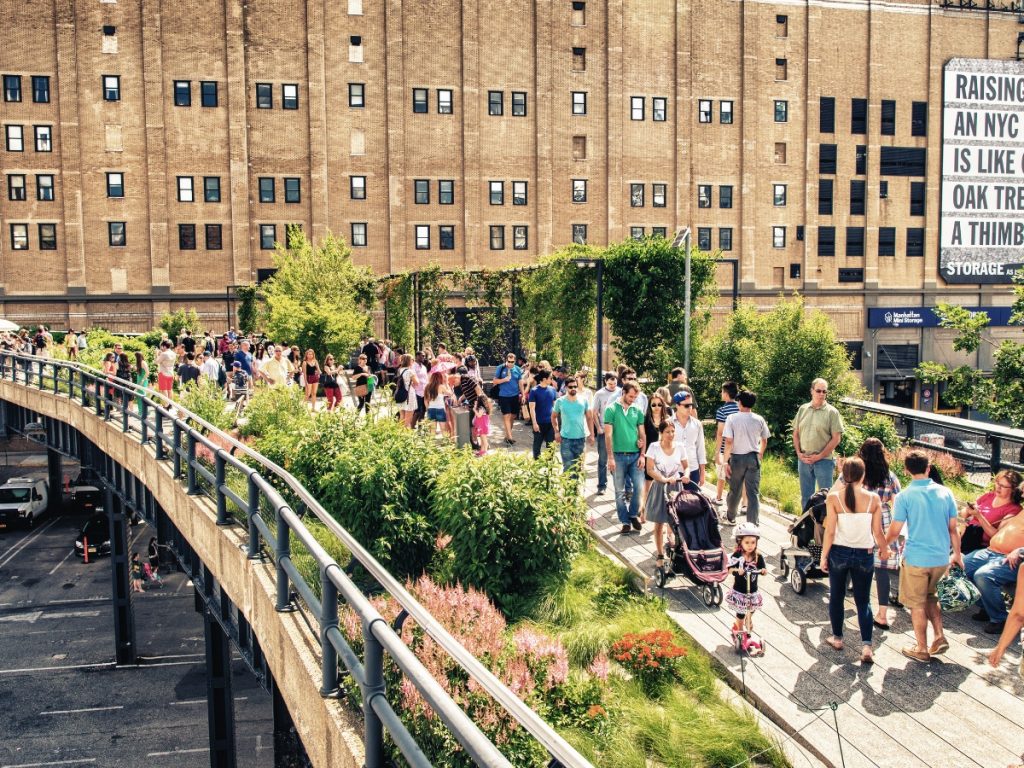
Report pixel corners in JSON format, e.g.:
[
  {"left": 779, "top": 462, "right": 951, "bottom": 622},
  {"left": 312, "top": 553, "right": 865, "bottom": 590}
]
[
  {"left": 941, "top": 58, "right": 1024, "bottom": 284},
  {"left": 867, "top": 305, "right": 1016, "bottom": 328}
]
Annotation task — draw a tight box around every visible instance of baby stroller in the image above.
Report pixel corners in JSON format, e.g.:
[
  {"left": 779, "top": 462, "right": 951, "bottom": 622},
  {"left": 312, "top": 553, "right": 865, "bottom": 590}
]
[
  {"left": 656, "top": 483, "right": 730, "bottom": 607},
  {"left": 779, "top": 489, "right": 828, "bottom": 594}
]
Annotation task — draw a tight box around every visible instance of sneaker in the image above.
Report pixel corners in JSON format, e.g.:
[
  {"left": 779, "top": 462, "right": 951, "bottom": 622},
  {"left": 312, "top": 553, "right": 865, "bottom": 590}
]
[
  {"left": 971, "top": 608, "right": 990, "bottom": 622},
  {"left": 712, "top": 498, "right": 724, "bottom": 507},
  {"left": 722, "top": 517, "right": 735, "bottom": 526},
  {"left": 630, "top": 517, "right": 642, "bottom": 531},
  {"left": 596, "top": 486, "right": 606, "bottom": 495},
  {"left": 504, "top": 437, "right": 516, "bottom": 446},
  {"left": 984, "top": 621, "right": 1006, "bottom": 635},
  {"left": 620, "top": 525, "right": 631, "bottom": 535}
]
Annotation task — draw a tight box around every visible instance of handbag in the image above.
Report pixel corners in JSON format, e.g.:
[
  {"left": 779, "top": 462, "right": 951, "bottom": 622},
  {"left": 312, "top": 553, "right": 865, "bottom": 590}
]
[
  {"left": 353, "top": 383, "right": 369, "bottom": 398},
  {"left": 936, "top": 565, "right": 981, "bottom": 612}
]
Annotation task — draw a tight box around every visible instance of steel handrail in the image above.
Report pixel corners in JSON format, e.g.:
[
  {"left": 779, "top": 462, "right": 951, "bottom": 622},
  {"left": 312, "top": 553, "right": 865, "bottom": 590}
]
[{"left": 0, "top": 351, "right": 592, "bottom": 768}]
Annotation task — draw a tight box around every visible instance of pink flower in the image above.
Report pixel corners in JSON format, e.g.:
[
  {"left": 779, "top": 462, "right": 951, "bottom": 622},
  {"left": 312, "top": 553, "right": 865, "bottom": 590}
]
[{"left": 588, "top": 653, "right": 610, "bottom": 682}]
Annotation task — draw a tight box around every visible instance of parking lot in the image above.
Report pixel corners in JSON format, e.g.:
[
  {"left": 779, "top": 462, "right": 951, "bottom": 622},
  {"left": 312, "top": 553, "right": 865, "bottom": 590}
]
[{"left": 0, "top": 454, "right": 274, "bottom": 768}]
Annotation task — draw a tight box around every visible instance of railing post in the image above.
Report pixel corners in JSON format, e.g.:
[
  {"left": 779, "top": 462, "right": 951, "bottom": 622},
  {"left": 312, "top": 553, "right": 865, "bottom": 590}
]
[
  {"left": 215, "top": 452, "right": 228, "bottom": 525},
  {"left": 35, "top": 359, "right": 43, "bottom": 389},
  {"left": 52, "top": 363, "right": 59, "bottom": 394},
  {"left": 95, "top": 378, "right": 103, "bottom": 416},
  {"left": 247, "top": 475, "right": 260, "bottom": 558},
  {"left": 990, "top": 435, "right": 1002, "bottom": 475},
  {"left": 154, "top": 408, "right": 166, "bottom": 459},
  {"left": 363, "top": 620, "right": 385, "bottom": 768},
  {"left": 140, "top": 398, "right": 148, "bottom": 444},
  {"left": 320, "top": 571, "right": 339, "bottom": 696},
  {"left": 121, "top": 389, "right": 129, "bottom": 432},
  {"left": 275, "top": 508, "right": 292, "bottom": 611},
  {"left": 172, "top": 422, "right": 182, "bottom": 478},
  {"left": 904, "top": 416, "right": 915, "bottom": 442},
  {"left": 186, "top": 431, "right": 197, "bottom": 493}
]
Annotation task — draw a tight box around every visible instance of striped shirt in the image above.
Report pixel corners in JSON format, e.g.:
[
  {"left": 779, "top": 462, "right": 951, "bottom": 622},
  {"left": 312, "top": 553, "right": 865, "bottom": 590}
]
[{"left": 715, "top": 400, "right": 739, "bottom": 455}]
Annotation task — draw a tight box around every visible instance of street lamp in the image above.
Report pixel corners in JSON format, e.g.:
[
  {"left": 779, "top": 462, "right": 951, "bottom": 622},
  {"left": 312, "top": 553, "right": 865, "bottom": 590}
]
[
  {"left": 570, "top": 258, "right": 604, "bottom": 378},
  {"left": 671, "top": 228, "right": 693, "bottom": 373}
]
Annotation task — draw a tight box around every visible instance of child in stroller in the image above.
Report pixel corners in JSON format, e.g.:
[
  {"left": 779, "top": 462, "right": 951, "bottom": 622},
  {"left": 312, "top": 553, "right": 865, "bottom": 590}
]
[
  {"left": 780, "top": 489, "right": 829, "bottom": 594},
  {"left": 656, "top": 483, "right": 730, "bottom": 607},
  {"left": 728, "top": 523, "right": 768, "bottom": 656}
]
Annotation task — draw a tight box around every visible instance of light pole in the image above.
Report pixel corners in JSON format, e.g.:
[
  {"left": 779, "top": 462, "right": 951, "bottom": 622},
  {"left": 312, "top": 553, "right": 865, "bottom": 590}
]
[
  {"left": 570, "top": 258, "right": 604, "bottom": 377},
  {"left": 672, "top": 228, "right": 693, "bottom": 373}
]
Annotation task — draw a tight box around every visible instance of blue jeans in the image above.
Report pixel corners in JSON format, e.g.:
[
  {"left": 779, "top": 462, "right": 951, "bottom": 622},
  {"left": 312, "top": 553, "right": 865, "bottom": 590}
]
[
  {"left": 613, "top": 452, "right": 645, "bottom": 525},
  {"left": 596, "top": 437, "right": 608, "bottom": 490},
  {"left": 964, "top": 548, "right": 1016, "bottom": 622},
  {"left": 798, "top": 457, "right": 836, "bottom": 509},
  {"left": 559, "top": 438, "right": 586, "bottom": 484},
  {"left": 827, "top": 544, "right": 875, "bottom": 643}
]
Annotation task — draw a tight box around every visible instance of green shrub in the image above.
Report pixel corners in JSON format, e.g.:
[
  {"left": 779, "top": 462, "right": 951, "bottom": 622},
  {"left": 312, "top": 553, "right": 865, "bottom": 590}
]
[
  {"left": 240, "top": 384, "right": 311, "bottom": 440},
  {"left": 159, "top": 308, "right": 202, "bottom": 339},
  {"left": 856, "top": 412, "right": 901, "bottom": 452},
  {"left": 177, "top": 378, "right": 233, "bottom": 432},
  {"left": 431, "top": 449, "right": 588, "bottom": 615}
]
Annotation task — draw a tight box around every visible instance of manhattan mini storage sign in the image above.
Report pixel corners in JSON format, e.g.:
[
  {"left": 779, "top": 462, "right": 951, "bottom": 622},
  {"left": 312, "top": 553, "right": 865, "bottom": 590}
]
[{"left": 941, "top": 58, "right": 1024, "bottom": 284}]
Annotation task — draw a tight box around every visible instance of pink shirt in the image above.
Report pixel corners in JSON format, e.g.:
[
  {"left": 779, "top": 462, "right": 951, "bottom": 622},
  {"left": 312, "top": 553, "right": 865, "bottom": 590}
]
[
  {"left": 411, "top": 362, "right": 428, "bottom": 397},
  {"left": 969, "top": 491, "right": 1021, "bottom": 546}
]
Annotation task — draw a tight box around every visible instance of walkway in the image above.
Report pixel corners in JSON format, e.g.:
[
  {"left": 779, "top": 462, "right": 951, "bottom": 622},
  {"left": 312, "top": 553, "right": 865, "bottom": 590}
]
[{"left": 497, "top": 417, "right": 1024, "bottom": 768}]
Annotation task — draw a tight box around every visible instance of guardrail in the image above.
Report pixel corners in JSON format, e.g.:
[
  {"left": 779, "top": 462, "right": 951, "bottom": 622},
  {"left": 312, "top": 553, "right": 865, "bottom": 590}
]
[
  {"left": 842, "top": 397, "right": 1024, "bottom": 475},
  {"left": 0, "top": 352, "right": 593, "bottom": 768}
]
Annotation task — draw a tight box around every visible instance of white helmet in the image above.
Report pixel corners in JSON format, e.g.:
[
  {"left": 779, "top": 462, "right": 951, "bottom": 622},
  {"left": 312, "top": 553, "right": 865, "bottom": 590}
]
[{"left": 734, "top": 522, "right": 761, "bottom": 540}]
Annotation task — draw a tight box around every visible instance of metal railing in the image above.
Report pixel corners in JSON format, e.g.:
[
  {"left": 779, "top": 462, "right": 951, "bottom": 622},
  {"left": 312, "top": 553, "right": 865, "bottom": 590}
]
[
  {"left": 843, "top": 397, "right": 1024, "bottom": 475},
  {"left": 0, "top": 352, "right": 593, "bottom": 768}
]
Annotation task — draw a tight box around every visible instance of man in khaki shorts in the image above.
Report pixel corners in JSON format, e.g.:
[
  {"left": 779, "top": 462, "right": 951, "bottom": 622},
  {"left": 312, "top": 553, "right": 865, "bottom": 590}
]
[{"left": 885, "top": 450, "right": 963, "bottom": 662}]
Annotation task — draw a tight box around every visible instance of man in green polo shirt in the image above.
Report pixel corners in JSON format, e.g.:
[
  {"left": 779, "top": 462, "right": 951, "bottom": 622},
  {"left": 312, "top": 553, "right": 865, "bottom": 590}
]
[
  {"left": 605, "top": 383, "right": 647, "bottom": 534},
  {"left": 791, "top": 377, "right": 844, "bottom": 508}
]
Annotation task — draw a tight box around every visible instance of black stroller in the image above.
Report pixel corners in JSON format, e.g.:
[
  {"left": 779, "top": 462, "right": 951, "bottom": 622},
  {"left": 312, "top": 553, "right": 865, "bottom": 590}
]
[
  {"left": 779, "top": 489, "right": 828, "bottom": 594},
  {"left": 656, "top": 484, "right": 730, "bottom": 607}
]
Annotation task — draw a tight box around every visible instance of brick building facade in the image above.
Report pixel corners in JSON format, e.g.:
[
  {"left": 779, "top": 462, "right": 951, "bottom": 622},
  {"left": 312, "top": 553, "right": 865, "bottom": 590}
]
[{"left": 1, "top": 0, "right": 1023, "bottom": 400}]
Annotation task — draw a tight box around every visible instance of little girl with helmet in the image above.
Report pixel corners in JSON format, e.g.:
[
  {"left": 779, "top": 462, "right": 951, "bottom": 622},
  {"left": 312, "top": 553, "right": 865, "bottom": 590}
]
[{"left": 727, "top": 522, "right": 768, "bottom": 655}]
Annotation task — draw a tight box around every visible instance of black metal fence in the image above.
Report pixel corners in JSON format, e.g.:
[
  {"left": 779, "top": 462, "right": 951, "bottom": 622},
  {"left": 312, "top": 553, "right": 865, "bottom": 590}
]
[{"left": 0, "top": 352, "right": 592, "bottom": 768}]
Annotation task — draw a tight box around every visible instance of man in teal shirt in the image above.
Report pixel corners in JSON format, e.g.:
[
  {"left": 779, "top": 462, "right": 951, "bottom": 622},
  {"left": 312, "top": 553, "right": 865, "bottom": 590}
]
[
  {"left": 553, "top": 375, "right": 594, "bottom": 486},
  {"left": 604, "top": 383, "right": 646, "bottom": 534}
]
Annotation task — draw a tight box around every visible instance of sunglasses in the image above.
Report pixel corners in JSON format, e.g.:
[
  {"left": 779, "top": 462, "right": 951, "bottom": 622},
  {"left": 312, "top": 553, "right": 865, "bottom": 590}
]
[
  {"left": 651, "top": 403, "right": 664, "bottom": 408},
  {"left": 567, "top": 386, "right": 578, "bottom": 391},
  {"left": 814, "top": 389, "right": 828, "bottom": 394},
  {"left": 677, "top": 403, "right": 692, "bottom": 408}
]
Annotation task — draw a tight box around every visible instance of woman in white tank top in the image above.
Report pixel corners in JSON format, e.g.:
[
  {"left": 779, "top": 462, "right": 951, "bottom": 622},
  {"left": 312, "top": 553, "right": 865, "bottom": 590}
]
[{"left": 819, "top": 456, "right": 889, "bottom": 663}]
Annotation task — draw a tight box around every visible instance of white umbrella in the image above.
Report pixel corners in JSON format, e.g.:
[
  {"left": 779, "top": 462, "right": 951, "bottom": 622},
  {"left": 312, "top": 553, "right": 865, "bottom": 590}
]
[{"left": 0, "top": 319, "right": 20, "bottom": 332}]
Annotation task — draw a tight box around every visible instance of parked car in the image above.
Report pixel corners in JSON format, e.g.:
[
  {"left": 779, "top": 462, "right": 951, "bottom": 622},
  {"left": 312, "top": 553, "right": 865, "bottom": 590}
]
[
  {"left": 74, "top": 514, "right": 111, "bottom": 559},
  {"left": 944, "top": 437, "right": 989, "bottom": 471},
  {"left": 0, "top": 478, "right": 49, "bottom": 530},
  {"left": 69, "top": 483, "right": 104, "bottom": 516}
]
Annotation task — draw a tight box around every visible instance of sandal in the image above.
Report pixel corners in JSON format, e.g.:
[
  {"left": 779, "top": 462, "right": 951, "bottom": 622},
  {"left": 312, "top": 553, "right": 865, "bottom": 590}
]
[
  {"left": 825, "top": 636, "right": 844, "bottom": 651},
  {"left": 861, "top": 648, "right": 874, "bottom": 665}
]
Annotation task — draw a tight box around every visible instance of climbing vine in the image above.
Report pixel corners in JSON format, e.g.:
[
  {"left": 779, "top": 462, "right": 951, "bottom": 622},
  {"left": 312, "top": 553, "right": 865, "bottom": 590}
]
[
  {"left": 381, "top": 274, "right": 415, "bottom": 352},
  {"left": 464, "top": 270, "right": 514, "bottom": 363},
  {"left": 418, "top": 264, "right": 466, "bottom": 352},
  {"left": 235, "top": 284, "right": 259, "bottom": 335}
]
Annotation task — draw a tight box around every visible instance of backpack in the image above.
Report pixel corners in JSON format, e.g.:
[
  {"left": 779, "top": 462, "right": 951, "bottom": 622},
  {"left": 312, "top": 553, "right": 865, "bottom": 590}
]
[
  {"left": 34, "top": 332, "right": 46, "bottom": 349},
  {"left": 394, "top": 368, "right": 410, "bottom": 404},
  {"left": 489, "top": 365, "right": 506, "bottom": 399},
  {"left": 216, "top": 363, "right": 227, "bottom": 388}
]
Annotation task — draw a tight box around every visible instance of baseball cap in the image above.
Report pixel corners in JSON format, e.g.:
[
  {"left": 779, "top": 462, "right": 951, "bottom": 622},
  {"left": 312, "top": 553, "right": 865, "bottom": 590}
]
[
  {"left": 672, "top": 391, "right": 692, "bottom": 405},
  {"left": 231, "top": 361, "right": 241, "bottom": 368}
]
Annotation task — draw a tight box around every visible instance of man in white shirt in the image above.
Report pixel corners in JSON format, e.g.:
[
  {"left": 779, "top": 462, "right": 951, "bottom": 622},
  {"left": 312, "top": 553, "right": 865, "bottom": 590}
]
[
  {"left": 200, "top": 350, "right": 222, "bottom": 387},
  {"left": 670, "top": 390, "right": 706, "bottom": 487},
  {"left": 261, "top": 347, "right": 292, "bottom": 387},
  {"left": 722, "top": 390, "right": 771, "bottom": 525}
]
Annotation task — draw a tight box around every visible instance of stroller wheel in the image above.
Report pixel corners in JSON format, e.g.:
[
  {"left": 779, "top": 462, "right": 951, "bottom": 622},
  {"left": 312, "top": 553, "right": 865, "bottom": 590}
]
[
  {"left": 713, "top": 583, "right": 724, "bottom": 606},
  {"left": 779, "top": 546, "right": 790, "bottom": 577},
  {"left": 657, "top": 566, "right": 668, "bottom": 589},
  {"left": 790, "top": 565, "right": 807, "bottom": 595},
  {"left": 701, "top": 584, "right": 715, "bottom": 607}
]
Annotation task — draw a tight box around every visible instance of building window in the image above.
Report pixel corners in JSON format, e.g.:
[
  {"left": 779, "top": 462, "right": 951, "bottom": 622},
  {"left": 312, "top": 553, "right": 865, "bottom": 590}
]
[
  {"left": 260, "top": 224, "right": 276, "bottom": 249},
  {"left": 818, "top": 179, "right": 833, "bottom": 215},
  {"left": 37, "top": 174, "right": 53, "bottom": 201},
  {"left": 652, "top": 183, "right": 666, "bottom": 207},
  {"left": 412, "top": 88, "right": 428, "bottom": 113},
  {"left": 258, "top": 177, "right": 275, "bottom": 203},
  {"left": 796, "top": 225, "right": 804, "bottom": 241},
  {"left": 200, "top": 81, "right": 218, "bottom": 107},
  {"left": 572, "top": 223, "right": 587, "bottom": 244},
  {"left": 818, "top": 226, "right": 835, "bottom": 256},
  {"left": 820, "top": 96, "right": 835, "bottom": 133},
  {"left": 178, "top": 223, "right": 196, "bottom": 250},
  {"left": 511, "top": 91, "right": 527, "bottom": 117},
  {"left": 282, "top": 84, "right": 298, "bottom": 110},
  {"left": 348, "top": 36, "right": 363, "bottom": 63},
  {"left": 103, "top": 75, "right": 120, "bottom": 101},
  {"left": 846, "top": 226, "right": 865, "bottom": 256},
  {"left": 512, "top": 181, "right": 527, "bottom": 206},
  {"left": 513, "top": 225, "right": 528, "bottom": 250},
  {"left": 911, "top": 101, "right": 927, "bottom": 137},
  {"left": 286, "top": 224, "right": 304, "bottom": 248},
  {"left": 697, "top": 228, "right": 711, "bottom": 250},
  {"left": 414, "top": 179, "right": 429, "bottom": 204},
  {"left": 631, "top": 96, "right": 644, "bottom": 121},
  {"left": 284, "top": 177, "right": 301, "bottom": 203},
  {"left": 489, "top": 225, "right": 505, "bottom": 250},
  {"left": 34, "top": 126, "right": 51, "bottom": 152},
  {"left": 7, "top": 174, "right": 25, "bottom": 201},
  {"left": 720, "top": 227, "right": 733, "bottom": 251},
  {"left": 653, "top": 97, "right": 667, "bottom": 122},
  {"left": 878, "top": 227, "right": 896, "bottom": 256},
  {"left": 776, "top": 14, "right": 788, "bottom": 36},
  {"left": 107, "top": 172, "right": 124, "bottom": 198},
  {"left": 879, "top": 180, "right": 889, "bottom": 199},
  {"left": 10, "top": 224, "right": 28, "bottom": 250},
  {"left": 205, "top": 223, "right": 222, "bottom": 250},
  {"left": 819, "top": 143, "right": 837, "bottom": 174},
  {"left": 3, "top": 74, "right": 21, "bottom": 102},
  {"left": 630, "top": 226, "right": 645, "bottom": 241},
  {"left": 439, "top": 179, "right": 454, "bottom": 204},
  {"left": 838, "top": 268, "right": 864, "bottom": 283},
  {"left": 572, "top": 47, "right": 586, "bottom": 71},
  {"left": 173, "top": 80, "right": 191, "bottom": 107},
  {"left": 177, "top": 176, "right": 194, "bottom": 202},
  {"left": 439, "top": 225, "right": 455, "bottom": 250},
  {"left": 773, "top": 226, "right": 786, "bottom": 248},
  {"left": 351, "top": 222, "right": 366, "bottom": 247},
  {"left": 850, "top": 180, "right": 866, "bottom": 216},
  {"left": 719, "top": 185, "right": 733, "bottom": 209},
  {"left": 344, "top": 175, "right": 363, "bottom": 200},
  {"left": 790, "top": 263, "right": 802, "bottom": 278},
  {"left": 38, "top": 223, "right": 56, "bottom": 250},
  {"left": 438, "top": 89, "right": 453, "bottom": 114},
  {"left": 572, "top": 91, "right": 587, "bottom": 115},
  {"left": 698, "top": 99, "right": 712, "bottom": 123},
  {"left": 488, "top": 90, "right": 504, "bottom": 116},
  {"left": 775, "top": 58, "right": 788, "bottom": 81},
  {"left": 256, "top": 83, "right": 272, "bottom": 109},
  {"left": 851, "top": 97, "right": 867, "bottom": 134},
  {"left": 880, "top": 147, "right": 926, "bottom": 176},
  {"left": 721, "top": 100, "right": 733, "bottom": 124},
  {"left": 774, "top": 142, "right": 786, "bottom": 164},
  {"left": 856, "top": 145, "right": 867, "bottom": 175},
  {"left": 773, "top": 184, "right": 786, "bottom": 206},
  {"left": 774, "top": 100, "right": 788, "bottom": 122},
  {"left": 108, "top": 221, "right": 126, "bottom": 247},
  {"left": 630, "top": 183, "right": 644, "bottom": 207},
  {"left": 573, "top": 178, "right": 587, "bottom": 202},
  {"left": 910, "top": 181, "right": 925, "bottom": 216},
  {"left": 652, "top": 227, "right": 667, "bottom": 239},
  {"left": 698, "top": 184, "right": 711, "bottom": 208},
  {"left": 572, "top": 135, "right": 587, "bottom": 160},
  {"left": 906, "top": 227, "right": 924, "bottom": 257},
  {"left": 204, "top": 176, "right": 220, "bottom": 202},
  {"left": 489, "top": 180, "right": 504, "bottom": 205},
  {"left": 880, "top": 99, "right": 896, "bottom": 136},
  {"left": 32, "top": 76, "right": 50, "bottom": 104},
  {"left": 349, "top": 83, "right": 364, "bottom": 108},
  {"left": 572, "top": 1, "right": 586, "bottom": 26},
  {"left": 415, "top": 224, "right": 430, "bottom": 250}
]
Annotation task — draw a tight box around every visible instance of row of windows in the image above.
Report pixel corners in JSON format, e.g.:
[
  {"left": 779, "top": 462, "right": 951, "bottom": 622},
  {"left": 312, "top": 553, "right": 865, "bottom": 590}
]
[
  {"left": 816, "top": 226, "right": 925, "bottom": 257},
  {"left": 256, "top": 177, "right": 303, "bottom": 204},
  {"left": 698, "top": 100, "right": 734, "bottom": 124},
  {"left": 3, "top": 75, "right": 50, "bottom": 104},
  {"left": 8, "top": 223, "right": 56, "bottom": 250},
  {"left": 6, "top": 174, "right": 54, "bottom": 201},
  {"left": 4, "top": 124, "right": 52, "bottom": 152},
  {"left": 172, "top": 81, "right": 220, "bottom": 108},
  {"left": 628, "top": 183, "right": 667, "bottom": 207},
  {"left": 412, "top": 89, "right": 669, "bottom": 119},
  {"left": 820, "top": 97, "right": 927, "bottom": 137},
  {"left": 255, "top": 83, "right": 300, "bottom": 110},
  {"left": 819, "top": 144, "right": 926, "bottom": 177},
  {"left": 818, "top": 179, "right": 926, "bottom": 216},
  {"left": 487, "top": 181, "right": 528, "bottom": 206}
]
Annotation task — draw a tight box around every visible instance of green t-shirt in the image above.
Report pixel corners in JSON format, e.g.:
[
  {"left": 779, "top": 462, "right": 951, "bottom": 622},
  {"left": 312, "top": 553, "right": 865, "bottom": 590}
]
[
  {"left": 792, "top": 401, "right": 844, "bottom": 457},
  {"left": 604, "top": 401, "right": 645, "bottom": 453},
  {"left": 553, "top": 396, "right": 589, "bottom": 439}
]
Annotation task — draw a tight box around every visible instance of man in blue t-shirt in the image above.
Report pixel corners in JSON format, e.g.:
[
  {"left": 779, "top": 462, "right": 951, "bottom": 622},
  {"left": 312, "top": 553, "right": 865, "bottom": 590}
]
[
  {"left": 528, "top": 369, "right": 558, "bottom": 459},
  {"left": 492, "top": 351, "right": 523, "bottom": 446},
  {"left": 553, "top": 375, "right": 594, "bottom": 485},
  {"left": 233, "top": 339, "right": 254, "bottom": 376},
  {"left": 886, "top": 449, "right": 962, "bottom": 663}
]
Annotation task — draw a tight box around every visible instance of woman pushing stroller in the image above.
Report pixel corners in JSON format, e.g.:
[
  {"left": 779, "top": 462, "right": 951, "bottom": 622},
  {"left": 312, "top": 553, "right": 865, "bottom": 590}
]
[{"left": 727, "top": 523, "right": 768, "bottom": 656}]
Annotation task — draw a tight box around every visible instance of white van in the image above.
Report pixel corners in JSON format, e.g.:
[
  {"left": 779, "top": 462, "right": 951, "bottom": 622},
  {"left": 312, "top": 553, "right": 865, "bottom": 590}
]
[{"left": 0, "top": 478, "right": 49, "bottom": 529}]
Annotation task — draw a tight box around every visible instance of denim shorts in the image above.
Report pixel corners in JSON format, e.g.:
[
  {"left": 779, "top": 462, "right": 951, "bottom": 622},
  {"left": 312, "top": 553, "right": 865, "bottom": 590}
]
[{"left": 427, "top": 407, "right": 447, "bottom": 423}]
